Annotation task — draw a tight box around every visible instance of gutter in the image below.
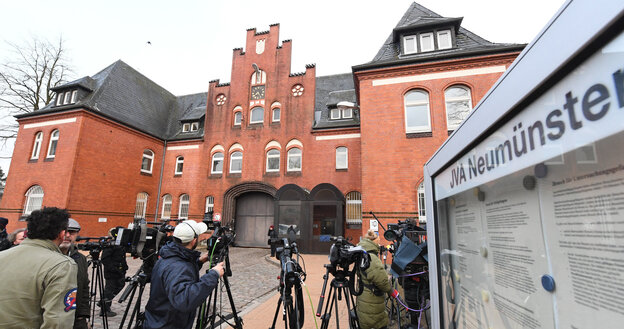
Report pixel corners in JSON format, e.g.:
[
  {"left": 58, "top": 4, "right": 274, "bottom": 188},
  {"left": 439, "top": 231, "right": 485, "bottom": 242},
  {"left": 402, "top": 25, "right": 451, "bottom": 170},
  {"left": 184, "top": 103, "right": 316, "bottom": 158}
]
[{"left": 154, "top": 140, "right": 167, "bottom": 221}]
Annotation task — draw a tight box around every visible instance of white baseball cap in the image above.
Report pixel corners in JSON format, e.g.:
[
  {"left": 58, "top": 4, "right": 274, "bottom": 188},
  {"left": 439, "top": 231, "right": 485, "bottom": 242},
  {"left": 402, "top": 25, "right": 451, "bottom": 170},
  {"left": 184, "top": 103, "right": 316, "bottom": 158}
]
[{"left": 173, "top": 220, "right": 208, "bottom": 243}]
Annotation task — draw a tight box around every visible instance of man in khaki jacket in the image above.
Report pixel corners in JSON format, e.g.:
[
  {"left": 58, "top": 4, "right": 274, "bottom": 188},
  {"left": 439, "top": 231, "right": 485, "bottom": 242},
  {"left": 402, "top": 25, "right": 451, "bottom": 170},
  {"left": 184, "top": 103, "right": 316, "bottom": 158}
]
[{"left": 0, "top": 207, "right": 78, "bottom": 329}]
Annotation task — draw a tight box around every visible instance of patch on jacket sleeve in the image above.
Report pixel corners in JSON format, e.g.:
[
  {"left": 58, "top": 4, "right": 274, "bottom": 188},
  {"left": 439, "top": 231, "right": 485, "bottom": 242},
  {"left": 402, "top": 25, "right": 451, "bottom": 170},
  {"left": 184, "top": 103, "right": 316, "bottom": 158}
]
[{"left": 64, "top": 288, "right": 77, "bottom": 311}]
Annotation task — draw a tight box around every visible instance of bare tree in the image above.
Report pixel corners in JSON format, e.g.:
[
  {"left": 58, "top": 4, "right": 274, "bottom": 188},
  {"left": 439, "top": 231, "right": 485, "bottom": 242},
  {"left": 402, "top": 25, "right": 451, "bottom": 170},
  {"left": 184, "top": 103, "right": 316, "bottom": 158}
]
[{"left": 0, "top": 36, "right": 72, "bottom": 146}]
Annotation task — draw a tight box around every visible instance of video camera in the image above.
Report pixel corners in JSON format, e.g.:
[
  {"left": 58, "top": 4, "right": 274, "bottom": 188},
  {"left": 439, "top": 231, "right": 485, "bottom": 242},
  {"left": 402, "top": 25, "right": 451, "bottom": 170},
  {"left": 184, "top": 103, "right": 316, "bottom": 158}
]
[
  {"left": 272, "top": 229, "right": 304, "bottom": 286},
  {"left": 202, "top": 212, "right": 235, "bottom": 275},
  {"left": 76, "top": 236, "right": 116, "bottom": 252},
  {"left": 383, "top": 218, "right": 425, "bottom": 244},
  {"left": 114, "top": 218, "right": 175, "bottom": 259},
  {"left": 328, "top": 236, "right": 371, "bottom": 273}
]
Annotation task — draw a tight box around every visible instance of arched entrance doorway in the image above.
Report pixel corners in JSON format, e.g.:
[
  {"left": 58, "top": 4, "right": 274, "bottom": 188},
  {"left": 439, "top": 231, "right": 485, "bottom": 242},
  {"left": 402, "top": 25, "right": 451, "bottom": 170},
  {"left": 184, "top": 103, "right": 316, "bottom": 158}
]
[
  {"left": 310, "top": 183, "right": 345, "bottom": 253},
  {"left": 234, "top": 191, "right": 275, "bottom": 247}
]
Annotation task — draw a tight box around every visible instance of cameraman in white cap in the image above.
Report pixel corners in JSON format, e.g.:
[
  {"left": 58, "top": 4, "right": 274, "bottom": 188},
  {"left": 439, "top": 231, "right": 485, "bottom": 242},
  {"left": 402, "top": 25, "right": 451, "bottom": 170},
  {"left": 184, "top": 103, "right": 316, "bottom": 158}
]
[{"left": 144, "top": 220, "right": 225, "bottom": 329}]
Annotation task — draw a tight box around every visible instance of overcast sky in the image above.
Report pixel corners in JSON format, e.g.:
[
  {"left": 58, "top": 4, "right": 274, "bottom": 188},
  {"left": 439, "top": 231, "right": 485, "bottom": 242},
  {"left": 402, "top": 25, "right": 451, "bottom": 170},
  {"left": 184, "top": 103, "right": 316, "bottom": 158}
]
[{"left": 0, "top": 0, "right": 565, "bottom": 174}]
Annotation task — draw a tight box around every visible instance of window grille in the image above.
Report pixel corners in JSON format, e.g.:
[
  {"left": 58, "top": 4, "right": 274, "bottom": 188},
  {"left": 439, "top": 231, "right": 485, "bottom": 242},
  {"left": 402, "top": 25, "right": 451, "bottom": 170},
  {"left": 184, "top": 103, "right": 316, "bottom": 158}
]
[{"left": 23, "top": 185, "right": 44, "bottom": 215}]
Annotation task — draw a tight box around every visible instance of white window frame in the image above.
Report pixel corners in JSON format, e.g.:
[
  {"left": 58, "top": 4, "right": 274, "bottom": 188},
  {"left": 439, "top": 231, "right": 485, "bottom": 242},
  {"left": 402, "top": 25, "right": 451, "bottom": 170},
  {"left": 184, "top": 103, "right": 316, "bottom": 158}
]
[
  {"left": 175, "top": 156, "right": 184, "bottom": 175},
  {"left": 134, "top": 192, "right": 148, "bottom": 219},
  {"left": 64, "top": 91, "right": 71, "bottom": 105},
  {"left": 31, "top": 132, "right": 43, "bottom": 159},
  {"left": 141, "top": 149, "right": 154, "bottom": 174},
  {"left": 161, "top": 194, "right": 172, "bottom": 219},
  {"left": 46, "top": 129, "right": 59, "bottom": 158},
  {"left": 342, "top": 108, "right": 353, "bottom": 119},
  {"left": 445, "top": 85, "right": 473, "bottom": 130},
  {"left": 23, "top": 185, "right": 44, "bottom": 216},
  {"left": 205, "top": 196, "right": 214, "bottom": 214},
  {"left": 272, "top": 108, "right": 281, "bottom": 122},
  {"left": 250, "top": 107, "right": 264, "bottom": 124},
  {"left": 404, "top": 90, "right": 432, "bottom": 133},
  {"left": 287, "top": 148, "right": 302, "bottom": 172},
  {"left": 190, "top": 122, "right": 199, "bottom": 131},
  {"left": 418, "top": 182, "right": 426, "bottom": 223},
  {"left": 403, "top": 35, "right": 418, "bottom": 54},
  {"left": 57, "top": 93, "right": 64, "bottom": 106},
  {"left": 346, "top": 191, "right": 362, "bottom": 224},
  {"left": 229, "top": 151, "right": 243, "bottom": 173},
  {"left": 266, "top": 149, "right": 280, "bottom": 172},
  {"left": 437, "top": 30, "right": 452, "bottom": 50},
  {"left": 178, "top": 194, "right": 190, "bottom": 219},
  {"left": 71, "top": 90, "right": 78, "bottom": 103},
  {"left": 182, "top": 123, "right": 190, "bottom": 132},
  {"left": 234, "top": 112, "right": 242, "bottom": 126},
  {"left": 211, "top": 152, "right": 224, "bottom": 174},
  {"left": 420, "top": 32, "right": 434, "bottom": 52},
  {"left": 336, "top": 147, "right": 348, "bottom": 169},
  {"left": 330, "top": 108, "right": 340, "bottom": 120}
]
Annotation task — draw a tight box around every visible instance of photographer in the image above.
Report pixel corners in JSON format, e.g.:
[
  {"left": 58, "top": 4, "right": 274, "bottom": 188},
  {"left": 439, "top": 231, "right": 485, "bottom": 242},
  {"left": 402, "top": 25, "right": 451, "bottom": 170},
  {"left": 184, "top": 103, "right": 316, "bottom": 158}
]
[
  {"left": 144, "top": 220, "right": 225, "bottom": 329},
  {"left": 0, "top": 207, "right": 77, "bottom": 328},
  {"left": 60, "top": 218, "right": 90, "bottom": 329},
  {"left": 100, "top": 226, "right": 128, "bottom": 317},
  {"left": 356, "top": 229, "right": 393, "bottom": 329}
]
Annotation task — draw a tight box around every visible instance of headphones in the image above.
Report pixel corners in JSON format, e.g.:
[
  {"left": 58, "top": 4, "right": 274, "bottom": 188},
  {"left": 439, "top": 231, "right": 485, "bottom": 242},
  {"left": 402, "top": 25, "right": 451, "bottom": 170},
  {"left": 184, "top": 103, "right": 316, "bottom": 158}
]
[{"left": 182, "top": 221, "right": 198, "bottom": 240}]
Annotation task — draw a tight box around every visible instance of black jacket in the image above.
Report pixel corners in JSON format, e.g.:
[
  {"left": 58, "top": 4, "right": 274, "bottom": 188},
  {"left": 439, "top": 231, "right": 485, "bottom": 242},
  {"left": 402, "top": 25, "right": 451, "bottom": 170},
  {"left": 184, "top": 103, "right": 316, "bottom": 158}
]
[
  {"left": 144, "top": 241, "right": 220, "bottom": 329},
  {"left": 101, "top": 246, "right": 128, "bottom": 279},
  {"left": 69, "top": 246, "right": 90, "bottom": 319}
]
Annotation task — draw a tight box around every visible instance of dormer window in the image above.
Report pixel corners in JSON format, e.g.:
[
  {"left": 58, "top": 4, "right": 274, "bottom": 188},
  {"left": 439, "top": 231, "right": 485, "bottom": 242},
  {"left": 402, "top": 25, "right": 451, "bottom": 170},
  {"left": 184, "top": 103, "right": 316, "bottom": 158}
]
[
  {"left": 182, "top": 122, "right": 199, "bottom": 133},
  {"left": 330, "top": 102, "right": 356, "bottom": 120},
  {"left": 437, "top": 30, "right": 452, "bottom": 49},
  {"left": 56, "top": 90, "right": 79, "bottom": 106},
  {"left": 402, "top": 29, "right": 453, "bottom": 54}
]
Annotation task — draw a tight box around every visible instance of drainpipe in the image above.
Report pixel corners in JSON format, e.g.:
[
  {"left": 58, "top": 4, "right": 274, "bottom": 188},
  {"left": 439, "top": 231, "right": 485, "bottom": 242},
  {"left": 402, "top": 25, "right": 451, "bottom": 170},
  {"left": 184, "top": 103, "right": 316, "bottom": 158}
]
[{"left": 154, "top": 140, "right": 167, "bottom": 221}]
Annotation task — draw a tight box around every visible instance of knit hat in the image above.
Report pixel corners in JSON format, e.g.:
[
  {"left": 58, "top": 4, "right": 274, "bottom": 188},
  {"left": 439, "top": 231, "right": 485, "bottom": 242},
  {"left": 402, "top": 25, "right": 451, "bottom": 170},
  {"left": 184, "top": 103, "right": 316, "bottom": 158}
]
[{"left": 173, "top": 220, "right": 208, "bottom": 243}]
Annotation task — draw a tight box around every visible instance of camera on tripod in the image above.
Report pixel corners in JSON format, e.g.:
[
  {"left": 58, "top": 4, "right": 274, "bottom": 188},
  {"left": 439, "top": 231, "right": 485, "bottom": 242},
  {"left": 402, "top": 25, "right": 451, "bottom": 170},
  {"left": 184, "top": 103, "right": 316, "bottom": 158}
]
[
  {"left": 76, "top": 236, "right": 115, "bottom": 252},
  {"left": 114, "top": 218, "right": 175, "bottom": 259},
  {"left": 202, "top": 212, "right": 235, "bottom": 271},
  {"left": 383, "top": 218, "right": 424, "bottom": 244},
  {"left": 328, "top": 236, "right": 371, "bottom": 274}
]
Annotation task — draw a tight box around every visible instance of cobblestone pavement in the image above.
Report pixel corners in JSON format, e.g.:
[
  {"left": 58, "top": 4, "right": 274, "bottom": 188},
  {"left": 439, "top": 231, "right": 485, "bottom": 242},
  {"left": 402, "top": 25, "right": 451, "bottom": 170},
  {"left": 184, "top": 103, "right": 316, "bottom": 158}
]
[{"left": 89, "top": 247, "right": 278, "bottom": 329}]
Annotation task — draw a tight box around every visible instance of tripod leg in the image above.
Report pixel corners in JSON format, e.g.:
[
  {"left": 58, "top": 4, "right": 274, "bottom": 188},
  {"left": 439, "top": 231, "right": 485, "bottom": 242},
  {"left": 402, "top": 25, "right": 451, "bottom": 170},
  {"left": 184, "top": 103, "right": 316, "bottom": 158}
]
[
  {"left": 97, "top": 264, "right": 110, "bottom": 329},
  {"left": 319, "top": 285, "right": 335, "bottom": 329},
  {"left": 269, "top": 293, "right": 283, "bottom": 329},
  {"left": 343, "top": 287, "right": 360, "bottom": 329},
  {"left": 221, "top": 275, "right": 243, "bottom": 329}
]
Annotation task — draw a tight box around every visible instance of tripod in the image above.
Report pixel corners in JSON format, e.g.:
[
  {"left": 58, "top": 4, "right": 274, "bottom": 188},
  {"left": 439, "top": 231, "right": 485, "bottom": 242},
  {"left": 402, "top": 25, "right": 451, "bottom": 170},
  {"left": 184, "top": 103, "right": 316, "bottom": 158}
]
[
  {"left": 195, "top": 252, "right": 243, "bottom": 329},
  {"left": 270, "top": 242, "right": 305, "bottom": 329},
  {"left": 118, "top": 256, "right": 153, "bottom": 329},
  {"left": 316, "top": 265, "right": 360, "bottom": 329},
  {"left": 87, "top": 248, "right": 109, "bottom": 329}
]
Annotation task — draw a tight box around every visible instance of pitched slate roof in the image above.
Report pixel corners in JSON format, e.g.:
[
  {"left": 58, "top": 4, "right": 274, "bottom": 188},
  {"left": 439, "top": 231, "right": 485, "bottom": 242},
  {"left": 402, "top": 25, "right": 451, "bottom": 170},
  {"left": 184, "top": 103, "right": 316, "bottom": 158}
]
[
  {"left": 313, "top": 73, "right": 359, "bottom": 130},
  {"left": 353, "top": 2, "right": 524, "bottom": 71},
  {"left": 17, "top": 60, "right": 206, "bottom": 141},
  {"left": 166, "top": 93, "right": 207, "bottom": 140}
]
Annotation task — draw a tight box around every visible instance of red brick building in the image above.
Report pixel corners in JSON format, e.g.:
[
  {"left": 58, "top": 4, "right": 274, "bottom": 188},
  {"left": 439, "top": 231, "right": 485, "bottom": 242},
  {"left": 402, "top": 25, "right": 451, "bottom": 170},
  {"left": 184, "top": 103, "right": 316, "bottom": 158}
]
[{"left": 0, "top": 3, "right": 522, "bottom": 252}]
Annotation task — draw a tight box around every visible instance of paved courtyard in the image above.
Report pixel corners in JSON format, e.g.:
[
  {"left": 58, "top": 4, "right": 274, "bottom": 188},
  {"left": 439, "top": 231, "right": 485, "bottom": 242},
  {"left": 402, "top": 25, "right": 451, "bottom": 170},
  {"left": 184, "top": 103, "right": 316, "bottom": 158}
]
[{"left": 89, "top": 247, "right": 279, "bottom": 329}]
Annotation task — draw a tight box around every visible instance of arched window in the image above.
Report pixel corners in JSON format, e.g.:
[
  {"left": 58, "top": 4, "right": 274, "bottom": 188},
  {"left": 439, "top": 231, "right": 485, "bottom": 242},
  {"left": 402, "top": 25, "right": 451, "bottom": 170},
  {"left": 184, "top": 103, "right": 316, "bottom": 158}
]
[
  {"left": 251, "top": 69, "right": 266, "bottom": 85},
  {"left": 179, "top": 194, "right": 190, "bottom": 219},
  {"left": 266, "top": 149, "right": 280, "bottom": 172},
  {"left": 272, "top": 108, "right": 281, "bottom": 122},
  {"left": 230, "top": 151, "right": 243, "bottom": 173},
  {"left": 141, "top": 149, "right": 154, "bottom": 174},
  {"left": 234, "top": 111, "right": 242, "bottom": 126},
  {"left": 205, "top": 196, "right": 214, "bottom": 214},
  {"left": 445, "top": 85, "right": 472, "bottom": 130},
  {"left": 211, "top": 152, "right": 224, "bottom": 174},
  {"left": 23, "top": 185, "right": 44, "bottom": 215},
  {"left": 46, "top": 130, "right": 60, "bottom": 158},
  {"left": 287, "top": 148, "right": 302, "bottom": 172},
  {"left": 418, "top": 182, "right": 426, "bottom": 223},
  {"left": 134, "top": 192, "right": 149, "bottom": 219},
  {"left": 336, "top": 147, "right": 348, "bottom": 169},
  {"left": 31, "top": 132, "right": 43, "bottom": 159},
  {"left": 250, "top": 107, "right": 264, "bottom": 124},
  {"left": 175, "top": 156, "right": 184, "bottom": 175},
  {"left": 346, "top": 191, "right": 362, "bottom": 224},
  {"left": 404, "top": 90, "right": 431, "bottom": 133},
  {"left": 161, "top": 194, "right": 172, "bottom": 219}
]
